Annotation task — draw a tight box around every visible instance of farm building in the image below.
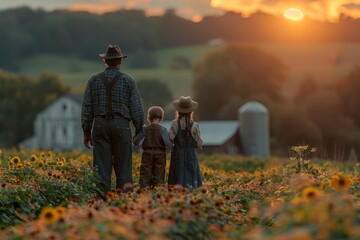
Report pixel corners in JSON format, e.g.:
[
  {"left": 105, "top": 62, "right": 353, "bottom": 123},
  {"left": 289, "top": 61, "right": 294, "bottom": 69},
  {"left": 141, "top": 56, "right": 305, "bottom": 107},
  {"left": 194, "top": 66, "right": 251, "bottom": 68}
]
[
  {"left": 20, "top": 94, "right": 84, "bottom": 151},
  {"left": 20, "top": 94, "right": 270, "bottom": 156},
  {"left": 161, "top": 121, "right": 240, "bottom": 154}
]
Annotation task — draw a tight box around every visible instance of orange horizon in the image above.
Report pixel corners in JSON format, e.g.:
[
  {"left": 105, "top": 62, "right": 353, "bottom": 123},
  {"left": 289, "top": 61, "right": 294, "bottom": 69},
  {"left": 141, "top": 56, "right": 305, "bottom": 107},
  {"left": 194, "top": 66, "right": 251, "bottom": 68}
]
[{"left": 36, "top": 0, "right": 360, "bottom": 23}]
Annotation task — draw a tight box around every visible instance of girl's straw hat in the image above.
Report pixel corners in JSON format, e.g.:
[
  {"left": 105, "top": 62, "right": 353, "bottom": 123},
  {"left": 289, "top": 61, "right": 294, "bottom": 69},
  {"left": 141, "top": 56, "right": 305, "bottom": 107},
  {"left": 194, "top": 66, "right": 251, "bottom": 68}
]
[{"left": 173, "top": 96, "right": 198, "bottom": 113}]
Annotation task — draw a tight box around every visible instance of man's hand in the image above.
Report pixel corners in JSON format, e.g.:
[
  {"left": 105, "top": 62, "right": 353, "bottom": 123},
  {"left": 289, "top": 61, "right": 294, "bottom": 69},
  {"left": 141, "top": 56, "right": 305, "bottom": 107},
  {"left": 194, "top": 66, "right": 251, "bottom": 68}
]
[{"left": 84, "top": 135, "right": 93, "bottom": 149}]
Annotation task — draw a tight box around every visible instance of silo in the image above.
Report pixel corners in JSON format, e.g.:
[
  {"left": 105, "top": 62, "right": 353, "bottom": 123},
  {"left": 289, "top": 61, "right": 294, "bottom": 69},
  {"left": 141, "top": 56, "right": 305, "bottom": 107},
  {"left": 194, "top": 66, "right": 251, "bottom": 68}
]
[{"left": 239, "top": 101, "right": 270, "bottom": 157}]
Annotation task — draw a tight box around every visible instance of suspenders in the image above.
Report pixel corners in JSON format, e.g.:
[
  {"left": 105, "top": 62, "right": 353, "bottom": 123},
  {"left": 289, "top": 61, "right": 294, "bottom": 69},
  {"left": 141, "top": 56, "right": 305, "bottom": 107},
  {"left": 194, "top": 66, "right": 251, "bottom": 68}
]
[{"left": 100, "top": 71, "right": 122, "bottom": 119}]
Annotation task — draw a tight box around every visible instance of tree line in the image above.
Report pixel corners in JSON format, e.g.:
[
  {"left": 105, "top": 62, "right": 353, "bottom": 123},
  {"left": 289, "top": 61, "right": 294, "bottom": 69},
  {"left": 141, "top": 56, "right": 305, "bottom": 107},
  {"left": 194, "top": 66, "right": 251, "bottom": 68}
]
[
  {"left": 193, "top": 44, "right": 360, "bottom": 158},
  {"left": 1, "top": 7, "right": 360, "bottom": 70},
  {"left": 0, "top": 71, "right": 67, "bottom": 147},
  {"left": 1, "top": 44, "right": 360, "bottom": 158}
]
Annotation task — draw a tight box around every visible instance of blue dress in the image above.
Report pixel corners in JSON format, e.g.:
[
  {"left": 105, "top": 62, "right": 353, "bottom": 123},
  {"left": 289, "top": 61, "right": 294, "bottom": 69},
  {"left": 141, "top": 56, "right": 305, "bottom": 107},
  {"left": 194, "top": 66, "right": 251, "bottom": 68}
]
[{"left": 168, "top": 120, "right": 202, "bottom": 189}]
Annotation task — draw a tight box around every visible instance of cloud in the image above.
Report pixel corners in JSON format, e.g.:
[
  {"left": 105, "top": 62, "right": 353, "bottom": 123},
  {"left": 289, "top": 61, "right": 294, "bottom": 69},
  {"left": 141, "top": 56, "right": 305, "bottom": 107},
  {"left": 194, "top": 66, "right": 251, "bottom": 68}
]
[
  {"left": 211, "top": 0, "right": 360, "bottom": 22},
  {"left": 67, "top": 0, "right": 223, "bottom": 21},
  {"left": 1, "top": 0, "right": 360, "bottom": 22}
]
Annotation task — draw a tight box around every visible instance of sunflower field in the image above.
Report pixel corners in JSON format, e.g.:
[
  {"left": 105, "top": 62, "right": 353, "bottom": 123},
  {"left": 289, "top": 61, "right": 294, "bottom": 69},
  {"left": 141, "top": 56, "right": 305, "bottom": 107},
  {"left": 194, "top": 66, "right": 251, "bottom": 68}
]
[{"left": 0, "top": 146, "right": 360, "bottom": 240}]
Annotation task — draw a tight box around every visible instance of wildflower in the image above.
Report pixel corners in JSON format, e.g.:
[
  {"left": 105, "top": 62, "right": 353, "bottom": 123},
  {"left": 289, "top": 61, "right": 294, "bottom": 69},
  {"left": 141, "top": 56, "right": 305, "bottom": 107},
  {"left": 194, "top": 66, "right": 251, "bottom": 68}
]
[
  {"left": 24, "top": 162, "right": 32, "bottom": 168},
  {"left": 270, "top": 198, "right": 285, "bottom": 209},
  {"left": 55, "top": 206, "right": 66, "bottom": 218},
  {"left": 291, "top": 196, "right": 302, "bottom": 205},
  {"left": 37, "top": 161, "right": 45, "bottom": 167},
  {"left": 30, "top": 155, "right": 37, "bottom": 163},
  {"left": 39, "top": 207, "right": 59, "bottom": 224},
  {"left": 12, "top": 156, "right": 21, "bottom": 165},
  {"left": 331, "top": 175, "right": 352, "bottom": 191},
  {"left": 291, "top": 145, "right": 308, "bottom": 155},
  {"left": 321, "top": 179, "right": 329, "bottom": 190},
  {"left": 57, "top": 161, "right": 64, "bottom": 167},
  {"left": 302, "top": 186, "right": 321, "bottom": 202},
  {"left": 16, "top": 163, "right": 23, "bottom": 170}
]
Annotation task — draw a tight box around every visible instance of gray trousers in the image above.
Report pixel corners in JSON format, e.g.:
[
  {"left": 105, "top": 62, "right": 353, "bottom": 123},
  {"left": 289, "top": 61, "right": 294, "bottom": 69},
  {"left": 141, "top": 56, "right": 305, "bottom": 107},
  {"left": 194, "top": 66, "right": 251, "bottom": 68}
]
[{"left": 92, "top": 117, "right": 132, "bottom": 193}]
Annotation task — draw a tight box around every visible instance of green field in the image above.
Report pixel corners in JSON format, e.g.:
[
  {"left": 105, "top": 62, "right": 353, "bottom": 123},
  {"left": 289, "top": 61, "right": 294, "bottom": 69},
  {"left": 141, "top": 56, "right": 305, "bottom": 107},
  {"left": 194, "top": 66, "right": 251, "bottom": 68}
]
[{"left": 19, "top": 43, "right": 360, "bottom": 98}]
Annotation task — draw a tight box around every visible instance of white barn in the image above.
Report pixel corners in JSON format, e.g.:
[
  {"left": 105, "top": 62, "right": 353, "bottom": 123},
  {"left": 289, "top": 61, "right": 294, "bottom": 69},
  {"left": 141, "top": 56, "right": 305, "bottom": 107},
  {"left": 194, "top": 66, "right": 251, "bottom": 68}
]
[{"left": 20, "top": 94, "right": 84, "bottom": 150}]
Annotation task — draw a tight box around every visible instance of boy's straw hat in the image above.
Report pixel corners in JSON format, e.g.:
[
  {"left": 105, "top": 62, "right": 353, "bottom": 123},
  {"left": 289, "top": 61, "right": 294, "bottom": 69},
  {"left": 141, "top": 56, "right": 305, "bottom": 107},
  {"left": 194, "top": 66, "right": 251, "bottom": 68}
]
[{"left": 173, "top": 96, "right": 198, "bottom": 113}]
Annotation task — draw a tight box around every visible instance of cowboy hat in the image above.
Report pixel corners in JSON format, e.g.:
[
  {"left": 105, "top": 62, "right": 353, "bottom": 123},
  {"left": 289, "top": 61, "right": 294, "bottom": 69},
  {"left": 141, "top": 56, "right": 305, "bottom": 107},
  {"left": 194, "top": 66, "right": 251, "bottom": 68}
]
[
  {"left": 99, "top": 44, "right": 127, "bottom": 59},
  {"left": 173, "top": 96, "right": 198, "bottom": 113}
]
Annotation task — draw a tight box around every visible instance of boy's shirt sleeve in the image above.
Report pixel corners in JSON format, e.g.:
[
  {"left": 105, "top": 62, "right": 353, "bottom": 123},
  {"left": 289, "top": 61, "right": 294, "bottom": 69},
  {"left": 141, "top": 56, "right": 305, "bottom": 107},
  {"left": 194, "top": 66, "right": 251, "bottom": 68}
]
[
  {"left": 161, "top": 126, "right": 173, "bottom": 151},
  {"left": 133, "top": 125, "right": 147, "bottom": 147}
]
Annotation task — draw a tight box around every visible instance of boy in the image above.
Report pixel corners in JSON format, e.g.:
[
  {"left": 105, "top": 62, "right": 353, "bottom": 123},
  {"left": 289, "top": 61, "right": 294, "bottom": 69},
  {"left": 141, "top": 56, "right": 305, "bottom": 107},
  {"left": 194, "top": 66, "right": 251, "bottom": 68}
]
[{"left": 133, "top": 106, "right": 172, "bottom": 188}]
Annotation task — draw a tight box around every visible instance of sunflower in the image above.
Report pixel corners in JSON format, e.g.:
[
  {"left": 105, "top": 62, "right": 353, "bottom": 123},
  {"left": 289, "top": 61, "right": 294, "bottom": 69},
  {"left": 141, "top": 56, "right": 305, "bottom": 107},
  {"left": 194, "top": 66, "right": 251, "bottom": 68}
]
[
  {"left": 55, "top": 206, "right": 66, "bottom": 218},
  {"left": 24, "top": 162, "right": 32, "bottom": 168},
  {"left": 37, "top": 161, "right": 45, "bottom": 167},
  {"left": 39, "top": 207, "right": 59, "bottom": 224},
  {"left": 30, "top": 155, "right": 37, "bottom": 163},
  {"left": 39, "top": 152, "right": 45, "bottom": 158},
  {"left": 331, "top": 175, "right": 352, "bottom": 191},
  {"left": 12, "top": 156, "right": 21, "bottom": 165},
  {"left": 302, "top": 186, "right": 321, "bottom": 202},
  {"left": 57, "top": 161, "right": 64, "bottom": 167},
  {"left": 16, "top": 163, "right": 23, "bottom": 170}
]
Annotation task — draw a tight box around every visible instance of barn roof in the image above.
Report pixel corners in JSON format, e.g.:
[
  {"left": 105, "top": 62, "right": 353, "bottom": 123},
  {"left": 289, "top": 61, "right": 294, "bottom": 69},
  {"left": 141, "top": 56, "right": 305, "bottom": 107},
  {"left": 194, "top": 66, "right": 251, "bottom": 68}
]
[{"left": 162, "top": 121, "right": 239, "bottom": 146}]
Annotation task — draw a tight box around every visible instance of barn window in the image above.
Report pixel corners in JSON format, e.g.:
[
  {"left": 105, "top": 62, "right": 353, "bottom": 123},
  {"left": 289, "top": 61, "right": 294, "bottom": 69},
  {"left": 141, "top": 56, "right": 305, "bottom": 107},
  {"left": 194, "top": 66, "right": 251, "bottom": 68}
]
[
  {"left": 63, "top": 104, "right": 67, "bottom": 111},
  {"left": 63, "top": 128, "right": 67, "bottom": 136}
]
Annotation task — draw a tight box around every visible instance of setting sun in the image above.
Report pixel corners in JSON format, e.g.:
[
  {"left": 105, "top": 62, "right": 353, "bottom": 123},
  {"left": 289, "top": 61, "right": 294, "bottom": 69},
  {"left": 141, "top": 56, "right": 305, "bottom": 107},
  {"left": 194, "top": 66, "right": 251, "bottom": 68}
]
[{"left": 283, "top": 8, "right": 304, "bottom": 21}]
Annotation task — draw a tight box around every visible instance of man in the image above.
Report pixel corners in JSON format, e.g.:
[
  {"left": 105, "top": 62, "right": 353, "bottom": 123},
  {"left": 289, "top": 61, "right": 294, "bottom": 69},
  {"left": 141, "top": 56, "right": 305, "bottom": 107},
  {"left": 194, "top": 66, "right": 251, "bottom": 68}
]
[{"left": 81, "top": 44, "right": 144, "bottom": 194}]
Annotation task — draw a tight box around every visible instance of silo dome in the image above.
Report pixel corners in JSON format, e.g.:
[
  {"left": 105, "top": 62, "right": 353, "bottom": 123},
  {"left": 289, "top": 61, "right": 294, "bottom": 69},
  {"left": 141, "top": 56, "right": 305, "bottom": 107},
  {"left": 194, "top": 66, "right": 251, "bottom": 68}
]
[{"left": 239, "top": 101, "right": 270, "bottom": 157}]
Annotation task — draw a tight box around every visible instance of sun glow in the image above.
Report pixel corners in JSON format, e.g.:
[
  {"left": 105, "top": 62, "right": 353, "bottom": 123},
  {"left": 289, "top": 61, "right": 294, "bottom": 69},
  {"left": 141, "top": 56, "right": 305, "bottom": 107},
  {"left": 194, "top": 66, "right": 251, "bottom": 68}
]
[{"left": 283, "top": 8, "right": 304, "bottom": 21}]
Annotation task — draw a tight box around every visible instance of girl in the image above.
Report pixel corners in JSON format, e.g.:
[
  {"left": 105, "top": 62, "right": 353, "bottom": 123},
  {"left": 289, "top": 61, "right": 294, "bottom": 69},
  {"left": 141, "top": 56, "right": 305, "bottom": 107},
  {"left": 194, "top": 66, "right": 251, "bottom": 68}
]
[{"left": 168, "top": 96, "right": 203, "bottom": 189}]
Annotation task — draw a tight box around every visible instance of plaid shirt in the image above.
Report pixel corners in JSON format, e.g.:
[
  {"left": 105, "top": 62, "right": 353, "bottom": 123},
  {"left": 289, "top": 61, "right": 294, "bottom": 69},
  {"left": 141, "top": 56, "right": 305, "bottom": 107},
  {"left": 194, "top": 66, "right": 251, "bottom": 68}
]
[{"left": 81, "top": 67, "right": 144, "bottom": 136}]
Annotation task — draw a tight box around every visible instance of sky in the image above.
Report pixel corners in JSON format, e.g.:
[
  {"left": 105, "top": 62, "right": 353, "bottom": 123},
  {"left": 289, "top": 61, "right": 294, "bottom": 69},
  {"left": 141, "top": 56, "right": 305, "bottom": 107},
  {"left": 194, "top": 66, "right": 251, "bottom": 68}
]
[{"left": 1, "top": 0, "right": 360, "bottom": 22}]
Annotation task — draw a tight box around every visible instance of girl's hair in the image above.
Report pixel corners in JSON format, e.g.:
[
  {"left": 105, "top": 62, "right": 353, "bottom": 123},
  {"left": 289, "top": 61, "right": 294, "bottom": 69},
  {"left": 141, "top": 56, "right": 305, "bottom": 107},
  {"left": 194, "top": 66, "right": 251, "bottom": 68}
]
[
  {"left": 176, "top": 112, "right": 193, "bottom": 137},
  {"left": 148, "top": 106, "right": 164, "bottom": 123},
  {"left": 104, "top": 58, "right": 122, "bottom": 67}
]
